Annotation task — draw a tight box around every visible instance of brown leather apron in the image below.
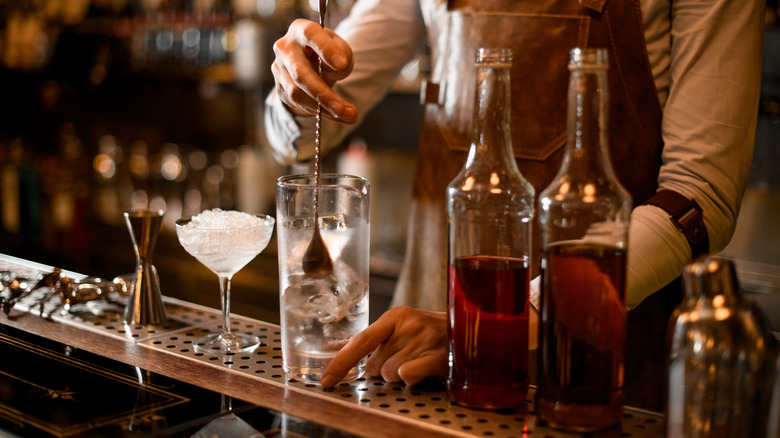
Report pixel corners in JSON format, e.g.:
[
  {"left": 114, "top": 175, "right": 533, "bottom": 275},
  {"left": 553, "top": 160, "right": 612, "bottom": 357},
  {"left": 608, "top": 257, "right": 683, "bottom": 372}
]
[{"left": 392, "top": 0, "right": 676, "bottom": 411}]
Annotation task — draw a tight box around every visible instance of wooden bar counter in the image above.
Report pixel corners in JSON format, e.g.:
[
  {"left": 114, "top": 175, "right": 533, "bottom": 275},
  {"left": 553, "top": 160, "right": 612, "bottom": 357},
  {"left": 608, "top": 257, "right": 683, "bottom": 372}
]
[{"left": 0, "top": 254, "right": 665, "bottom": 437}]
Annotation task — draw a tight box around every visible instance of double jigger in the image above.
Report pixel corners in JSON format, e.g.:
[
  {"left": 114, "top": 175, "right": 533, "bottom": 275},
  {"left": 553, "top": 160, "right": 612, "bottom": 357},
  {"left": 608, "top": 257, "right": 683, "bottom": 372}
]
[{"left": 122, "top": 209, "right": 168, "bottom": 325}]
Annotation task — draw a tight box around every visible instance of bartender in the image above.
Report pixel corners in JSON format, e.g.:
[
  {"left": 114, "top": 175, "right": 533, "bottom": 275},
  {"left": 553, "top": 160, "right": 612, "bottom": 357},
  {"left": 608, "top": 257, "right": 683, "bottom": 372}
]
[{"left": 264, "top": 0, "right": 764, "bottom": 411}]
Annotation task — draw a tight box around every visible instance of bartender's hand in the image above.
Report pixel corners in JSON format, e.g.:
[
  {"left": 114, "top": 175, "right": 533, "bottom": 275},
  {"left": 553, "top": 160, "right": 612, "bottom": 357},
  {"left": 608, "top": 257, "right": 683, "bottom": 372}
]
[
  {"left": 271, "top": 18, "right": 358, "bottom": 123},
  {"left": 320, "top": 306, "right": 449, "bottom": 388}
]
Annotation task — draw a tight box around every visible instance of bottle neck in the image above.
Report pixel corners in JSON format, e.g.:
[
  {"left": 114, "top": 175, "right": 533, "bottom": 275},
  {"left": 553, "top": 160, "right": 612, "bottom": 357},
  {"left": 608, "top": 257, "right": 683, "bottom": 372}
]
[
  {"left": 560, "top": 54, "right": 614, "bottom": 178},
  {"left": 465, "top": 51, "right": 516, "bottom": 171}
]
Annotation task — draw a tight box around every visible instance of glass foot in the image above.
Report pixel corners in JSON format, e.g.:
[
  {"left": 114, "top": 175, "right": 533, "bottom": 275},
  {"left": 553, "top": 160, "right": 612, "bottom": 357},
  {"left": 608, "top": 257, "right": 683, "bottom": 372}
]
[{"left": 194, "top": 332, "right": 261, "bottom": 355}]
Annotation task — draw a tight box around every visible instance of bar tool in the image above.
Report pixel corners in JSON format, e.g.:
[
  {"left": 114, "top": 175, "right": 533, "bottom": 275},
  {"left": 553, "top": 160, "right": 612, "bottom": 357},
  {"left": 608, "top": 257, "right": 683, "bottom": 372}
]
[
  {"left": 302, "top": 0, "right": 334, "bottom": 279},
  {"left": 123, "top": 209, "right": 168, "bottom": 325},
  {"left": 667, "top": 256, "right": 773, "bottom": 437}
]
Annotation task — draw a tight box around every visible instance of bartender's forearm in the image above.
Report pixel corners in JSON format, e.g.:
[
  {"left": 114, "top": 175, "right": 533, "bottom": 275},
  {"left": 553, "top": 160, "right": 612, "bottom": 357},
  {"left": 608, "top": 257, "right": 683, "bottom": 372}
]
[
  {"left": 625, "top": 0, "right": 764, "bottom": 309},
  {"left": 626, "top": 206, "right": 690, "bottom": 308}
]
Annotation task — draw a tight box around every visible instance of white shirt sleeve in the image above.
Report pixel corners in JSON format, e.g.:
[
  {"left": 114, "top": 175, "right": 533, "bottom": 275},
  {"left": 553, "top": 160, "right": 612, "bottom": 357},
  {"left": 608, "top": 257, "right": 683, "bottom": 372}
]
[
  {"left": 264, "top": 90, "right": 305, "bottom": 165},
  {"left": 627, "top": 0, "right": 764, "bottom": 308},
  {"left": 263, "top": 0, "right": 427, "bottom": 163}
]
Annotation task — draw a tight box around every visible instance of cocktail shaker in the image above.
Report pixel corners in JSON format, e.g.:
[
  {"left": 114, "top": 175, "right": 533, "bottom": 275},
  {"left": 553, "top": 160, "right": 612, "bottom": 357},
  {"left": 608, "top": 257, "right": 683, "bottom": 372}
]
[{"left": 667, "top": 257, "right": 773, "bottom": 437}]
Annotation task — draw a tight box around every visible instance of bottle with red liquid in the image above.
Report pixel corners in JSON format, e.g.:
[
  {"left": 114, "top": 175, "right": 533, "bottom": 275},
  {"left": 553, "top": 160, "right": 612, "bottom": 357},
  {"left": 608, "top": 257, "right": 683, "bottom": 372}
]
[
  {"left": 445, "top": 48, "right": 535, "bottom": 410},
  {"left": 536, "top": 47, "right": 632, "bottom": 432}
]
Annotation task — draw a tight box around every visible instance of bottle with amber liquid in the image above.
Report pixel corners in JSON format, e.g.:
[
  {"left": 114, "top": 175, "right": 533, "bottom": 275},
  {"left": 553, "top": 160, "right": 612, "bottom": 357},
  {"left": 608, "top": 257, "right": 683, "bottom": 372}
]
[
  {"left": 536, "top": 48, "right": 631, "bottom": 431},
  {"left": 446, "top": 48, "right": 535, "bottom": 410}
]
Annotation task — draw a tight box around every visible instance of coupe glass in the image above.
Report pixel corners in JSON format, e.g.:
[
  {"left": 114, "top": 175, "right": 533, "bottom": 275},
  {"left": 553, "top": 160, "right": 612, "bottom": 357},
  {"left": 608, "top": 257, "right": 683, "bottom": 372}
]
[{"left": 175, "top": 209, "right": 275, "bottom": 354}]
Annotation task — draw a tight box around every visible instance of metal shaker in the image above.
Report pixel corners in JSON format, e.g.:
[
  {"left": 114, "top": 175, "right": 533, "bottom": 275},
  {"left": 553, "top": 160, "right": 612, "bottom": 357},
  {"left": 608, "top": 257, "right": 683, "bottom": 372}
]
[{"left": 667, "top": 257, "right": 773, "bottom": 437}]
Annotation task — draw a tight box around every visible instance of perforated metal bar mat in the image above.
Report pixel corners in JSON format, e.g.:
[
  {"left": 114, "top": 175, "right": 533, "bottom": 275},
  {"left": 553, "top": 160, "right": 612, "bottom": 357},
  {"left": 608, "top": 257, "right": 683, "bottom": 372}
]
[{"left": 0, "top": 254, "right": 665, "bottom": 437}]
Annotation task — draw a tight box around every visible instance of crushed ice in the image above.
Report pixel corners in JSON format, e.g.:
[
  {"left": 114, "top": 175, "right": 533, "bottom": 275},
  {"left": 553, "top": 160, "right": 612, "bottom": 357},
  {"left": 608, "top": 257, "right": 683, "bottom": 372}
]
[{"left": 177, "top": 208, "right": 274, "bottom": 249}]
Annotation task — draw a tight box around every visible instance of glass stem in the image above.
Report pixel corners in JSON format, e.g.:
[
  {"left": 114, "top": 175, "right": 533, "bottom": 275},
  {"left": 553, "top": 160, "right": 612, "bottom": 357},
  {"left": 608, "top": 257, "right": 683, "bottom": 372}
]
[
  {"left": 219, "top": 274, "right": 233, "bottom": 337},
  {"left": 221, "top": 394, "right": 233, "bottom": 413}
]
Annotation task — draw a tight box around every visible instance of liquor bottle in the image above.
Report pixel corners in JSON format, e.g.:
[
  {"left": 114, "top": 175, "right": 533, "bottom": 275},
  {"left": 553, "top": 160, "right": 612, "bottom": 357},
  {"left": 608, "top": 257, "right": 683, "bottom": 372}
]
[
  {"left": 667, "top": 257, "right": 773, "bottom": 438},
  {"left": 536, "top": 47, "right": 632, "bottom": 432},
  {"left": 445, "top": 48, "right": 535, "bottom": 410}
]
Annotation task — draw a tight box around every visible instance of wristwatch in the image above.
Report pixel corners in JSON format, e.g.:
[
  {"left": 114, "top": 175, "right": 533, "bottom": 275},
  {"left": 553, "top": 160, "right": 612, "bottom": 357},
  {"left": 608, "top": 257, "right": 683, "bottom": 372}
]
[{"left": 643, "top": 190, "right": 709, "bottom": 258}]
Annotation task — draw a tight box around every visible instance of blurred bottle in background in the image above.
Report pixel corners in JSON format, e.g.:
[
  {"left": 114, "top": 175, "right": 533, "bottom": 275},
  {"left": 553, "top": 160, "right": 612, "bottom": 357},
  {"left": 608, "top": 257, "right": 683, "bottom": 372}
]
[{"left": 92, "top": 134, "right": 124, "bottom": 226}]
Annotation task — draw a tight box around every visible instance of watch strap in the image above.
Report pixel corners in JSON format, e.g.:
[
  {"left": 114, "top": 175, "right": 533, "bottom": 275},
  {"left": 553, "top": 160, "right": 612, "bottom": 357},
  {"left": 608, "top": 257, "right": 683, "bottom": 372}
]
[{"left": 643, "top": 190, "right": 709, "bottom": 258}]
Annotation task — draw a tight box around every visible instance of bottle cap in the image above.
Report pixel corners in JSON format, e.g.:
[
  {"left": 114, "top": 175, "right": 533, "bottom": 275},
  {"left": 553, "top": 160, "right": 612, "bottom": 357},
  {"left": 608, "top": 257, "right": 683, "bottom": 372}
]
[
  {"left": 475, "top": 48, "right": 512, "bottom": 65},
  {"left": 682, "top": 256, "right": 739, "bottom": 299},
  {"left": 569, "top": 47, "right": 608, "bottom": 70}
]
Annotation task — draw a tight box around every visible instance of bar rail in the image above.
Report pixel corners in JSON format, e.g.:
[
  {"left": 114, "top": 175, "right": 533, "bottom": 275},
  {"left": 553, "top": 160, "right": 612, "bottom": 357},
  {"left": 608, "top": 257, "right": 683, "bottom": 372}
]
[{"left": 0, "top": 254, "right": 665, "bottom": 438}]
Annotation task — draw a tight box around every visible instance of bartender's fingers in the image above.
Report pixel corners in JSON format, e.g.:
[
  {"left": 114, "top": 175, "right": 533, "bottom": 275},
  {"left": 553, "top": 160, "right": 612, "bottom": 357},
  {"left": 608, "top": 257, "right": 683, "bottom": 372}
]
[
  {"left": 287, "top": 19, "right": 352, "bottom": 78},
  {"left": 397, "top": 354, "right": 449, "bottom": 386},
  {"left": 367, "top": 316, "right": 446, "bottom": 377},
  {"left": 372, "top": 337, "right": 448, "bottom": 384},
  {"left": 366, "top": 308, "right": 447, "bottom": 384},
  {"left": 271, "top": 62, "right": 318, "bottom": 115},
  {"left": 321, "top": 307, "right": 447, "bottom": 388},
  {"left": 271, "top": 19, "right": 357, "bottom": 123},
  {"left": 320, "top": 309, "right": 399, "bottom": 387}
]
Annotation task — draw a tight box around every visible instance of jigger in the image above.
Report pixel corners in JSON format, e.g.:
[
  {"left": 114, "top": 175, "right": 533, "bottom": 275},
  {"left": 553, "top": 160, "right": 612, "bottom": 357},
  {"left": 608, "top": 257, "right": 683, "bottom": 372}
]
[{"left": 123, "top": 209, "right": 168, "bottom": 325}]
